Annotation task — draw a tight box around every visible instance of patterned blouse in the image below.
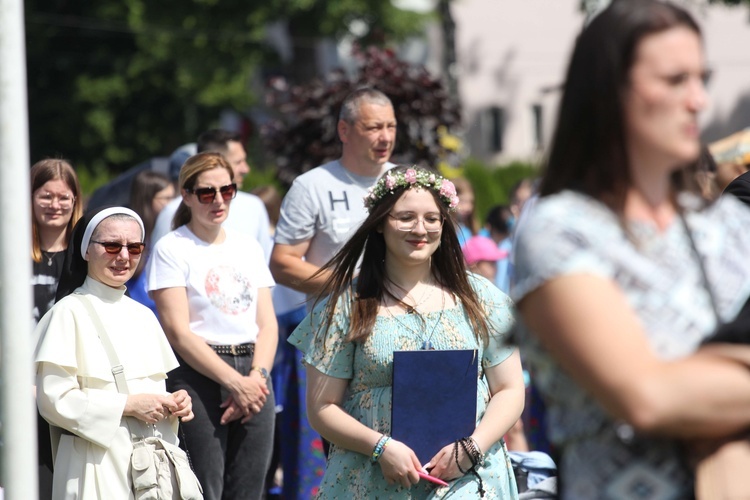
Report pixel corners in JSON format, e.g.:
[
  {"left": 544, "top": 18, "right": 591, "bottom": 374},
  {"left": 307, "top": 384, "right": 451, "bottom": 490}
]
[{"left": 512, "top": 190, "right": 750, "bottom": 499}]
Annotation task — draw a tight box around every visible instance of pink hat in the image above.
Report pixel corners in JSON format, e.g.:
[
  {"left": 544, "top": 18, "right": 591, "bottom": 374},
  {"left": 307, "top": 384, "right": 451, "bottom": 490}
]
[{"left": 462, "top": 236, "right": 508, "bottom": 265}]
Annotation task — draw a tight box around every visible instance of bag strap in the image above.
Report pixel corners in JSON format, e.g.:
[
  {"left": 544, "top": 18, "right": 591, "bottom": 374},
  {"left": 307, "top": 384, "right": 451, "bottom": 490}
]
[
  {"left": 678, "top": 212, "right": 722, "bottom": 325},
  {"left": 74, "top": 293, "right": 150, "bottom": 441},
  {"left": 75, "top": 293, "right": 131, "bottom": 394}
]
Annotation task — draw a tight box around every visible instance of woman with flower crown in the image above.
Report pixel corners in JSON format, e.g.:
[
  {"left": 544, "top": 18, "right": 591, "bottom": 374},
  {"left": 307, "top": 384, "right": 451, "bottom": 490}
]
[{"left": 289, "top": 165, "right": 524, "bottom": 498}]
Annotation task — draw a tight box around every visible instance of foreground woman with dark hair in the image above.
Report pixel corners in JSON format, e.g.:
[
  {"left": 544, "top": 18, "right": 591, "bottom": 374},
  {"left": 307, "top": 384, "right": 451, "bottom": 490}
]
[{"left": 513, "top": 1, "right": 750, "bottom": 497}]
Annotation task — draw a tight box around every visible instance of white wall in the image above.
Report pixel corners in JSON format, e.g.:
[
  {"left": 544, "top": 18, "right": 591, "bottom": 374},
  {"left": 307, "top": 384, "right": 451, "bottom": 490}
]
[
  {"left": 451, "top": 0, "right": 583, "bottom": 163},
  {"left": 450, "top": 0, "right": 750, "bottom": 164},
  {"left": 698, "top": 4, "right": 750, "bottom": 142}
]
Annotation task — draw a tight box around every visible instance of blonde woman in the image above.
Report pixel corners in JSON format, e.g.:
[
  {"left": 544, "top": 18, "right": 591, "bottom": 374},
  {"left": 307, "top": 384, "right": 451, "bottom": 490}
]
[{"left": 149, "top": 152, "right": 278, "bottom": 500}]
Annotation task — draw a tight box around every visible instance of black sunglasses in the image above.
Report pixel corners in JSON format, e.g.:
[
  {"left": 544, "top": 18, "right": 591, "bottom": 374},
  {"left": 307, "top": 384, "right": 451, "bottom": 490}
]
[
  {"left": 91, "top": 241, "right": 145, "bottom": 256},
  {"left": 186, "top": 183, "right": 237, "bottom": 204}
]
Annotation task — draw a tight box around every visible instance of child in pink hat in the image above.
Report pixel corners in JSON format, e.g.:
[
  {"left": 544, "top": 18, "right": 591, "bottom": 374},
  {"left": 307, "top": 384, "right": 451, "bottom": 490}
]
[{"left": 462, "top": 235, "right": 509, "bottom": 282}]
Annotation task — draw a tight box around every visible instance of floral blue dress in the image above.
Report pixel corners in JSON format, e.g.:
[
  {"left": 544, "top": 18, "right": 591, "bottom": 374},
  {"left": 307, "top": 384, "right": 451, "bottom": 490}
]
[{"left": 289, "top": 274, "right": 519, "bottom": 499}]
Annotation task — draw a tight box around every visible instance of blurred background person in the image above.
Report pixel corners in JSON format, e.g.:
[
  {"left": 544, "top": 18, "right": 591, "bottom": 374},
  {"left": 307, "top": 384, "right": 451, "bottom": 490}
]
[
  {"left": 509, "top": 179, "right": 534, "bottom": 229},
  {"left": 252, "top": 184, "right": 317, "bottom": 499},
  {"left": 30, "top": 158, "right": 83, "bottom": 499},
  {"left": 126, "top": 170, "right": 175, "bottom": 315},
  {"left": 34, "top": 206, "right": 194, "bottom": 499},
  {"left": 451, "top": 176, "right": 479, "bottom": 247},
  {"left": 513, "top": 1, "right": 750, "bottom": 497},
  {"left": 149, "top": 153, "right": 277, "bottom": 500},
  {"left": 463, "top": 234, "right": 508, "bottom": 284},
  {"left": 481, "top": 205, "right": 514, "bottom": 294}
]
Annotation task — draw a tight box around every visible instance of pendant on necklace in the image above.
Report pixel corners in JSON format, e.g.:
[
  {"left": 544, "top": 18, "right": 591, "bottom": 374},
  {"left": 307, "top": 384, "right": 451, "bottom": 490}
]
[
  {"left": 47, "top": 256, "right": 52, "bottom": 266},
  {"left": 421, "top": 341, "right": 434, "bottom": 350}
]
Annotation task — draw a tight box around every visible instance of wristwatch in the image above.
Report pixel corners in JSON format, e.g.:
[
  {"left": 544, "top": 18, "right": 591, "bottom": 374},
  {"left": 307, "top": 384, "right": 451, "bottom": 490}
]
[{"left": 251, "top": 366, "right": 268, "bottom": 379}]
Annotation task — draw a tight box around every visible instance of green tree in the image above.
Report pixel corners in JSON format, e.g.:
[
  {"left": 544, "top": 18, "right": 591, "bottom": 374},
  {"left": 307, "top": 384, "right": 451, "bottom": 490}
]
[
  {"left": 25, "top": 1, "right": 426, "bottom": 177},
  {"left": 262, "top": 47, "right": 461, "bottom": 188},
  {"left": 26, "top": 2, "right": 277, "bottom": 173}
]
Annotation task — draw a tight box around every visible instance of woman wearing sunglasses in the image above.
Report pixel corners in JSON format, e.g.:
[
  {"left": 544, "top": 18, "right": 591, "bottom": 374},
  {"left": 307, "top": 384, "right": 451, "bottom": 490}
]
[
  {"left": 148, "top": 152, "right": 278, "bottom": 500},
  {"left": 34, "top": 206, "right": 194, "bottom": 499}
]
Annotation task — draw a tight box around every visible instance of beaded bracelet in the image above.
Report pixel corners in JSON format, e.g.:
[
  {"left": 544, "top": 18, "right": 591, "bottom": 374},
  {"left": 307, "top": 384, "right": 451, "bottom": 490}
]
[
  {"left": 371, "top": 435, "right": 392, "bottom": 463},
  {"left": 454, "top": 436, "right": 486, "bottom": 498}
]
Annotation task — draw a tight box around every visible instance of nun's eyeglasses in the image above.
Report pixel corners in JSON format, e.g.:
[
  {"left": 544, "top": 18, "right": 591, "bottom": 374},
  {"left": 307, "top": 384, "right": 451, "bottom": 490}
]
[
  {"left": 91, "top": 241, "right": 145, "bottom": 255},
  {"left": 185, "top": 183, "right": 237, "bottom": 204}
]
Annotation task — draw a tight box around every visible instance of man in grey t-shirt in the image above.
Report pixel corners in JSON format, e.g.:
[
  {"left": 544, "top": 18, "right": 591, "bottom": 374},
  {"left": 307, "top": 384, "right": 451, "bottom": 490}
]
[{"left": 270, "top": 88, "right": 397, "bottom": 300}]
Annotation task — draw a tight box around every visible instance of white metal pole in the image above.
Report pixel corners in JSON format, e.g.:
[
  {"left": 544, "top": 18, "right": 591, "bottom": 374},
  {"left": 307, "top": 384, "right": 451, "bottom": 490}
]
[{"left": 0, "top": 0, "right": 38, "bottom": 497}]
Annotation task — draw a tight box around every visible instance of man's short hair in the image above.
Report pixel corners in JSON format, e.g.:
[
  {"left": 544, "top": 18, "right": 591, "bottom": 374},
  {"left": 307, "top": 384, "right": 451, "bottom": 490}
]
[
  {"left": 197, "top": 129, "right": 242, "bottom": 154},
  {"left": 338, "top": 88, "right": 393, "bottom": 124}
]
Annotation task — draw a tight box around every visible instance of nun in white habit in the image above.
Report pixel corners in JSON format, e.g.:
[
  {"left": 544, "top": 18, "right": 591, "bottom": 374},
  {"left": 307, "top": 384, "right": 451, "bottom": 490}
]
[{"left": 34, "top": 206, "right": 195, "bottom": 499}]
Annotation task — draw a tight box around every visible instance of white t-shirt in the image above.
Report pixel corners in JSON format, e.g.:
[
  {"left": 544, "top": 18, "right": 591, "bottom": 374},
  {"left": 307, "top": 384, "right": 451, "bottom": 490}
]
[{"left": 147, "top": 226, "right": 275, "bottom": 345}]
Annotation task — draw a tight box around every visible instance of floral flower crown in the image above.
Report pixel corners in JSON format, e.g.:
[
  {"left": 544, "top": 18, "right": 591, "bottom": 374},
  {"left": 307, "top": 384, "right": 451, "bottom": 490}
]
[{"left": 364, "top": 167, "right": 459, "bottom": 212}]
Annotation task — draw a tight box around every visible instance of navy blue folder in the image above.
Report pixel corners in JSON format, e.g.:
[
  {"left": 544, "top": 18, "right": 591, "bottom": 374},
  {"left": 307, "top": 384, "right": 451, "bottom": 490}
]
[{"left": 391, "top": 349, "right": 478, "bottom": 464}]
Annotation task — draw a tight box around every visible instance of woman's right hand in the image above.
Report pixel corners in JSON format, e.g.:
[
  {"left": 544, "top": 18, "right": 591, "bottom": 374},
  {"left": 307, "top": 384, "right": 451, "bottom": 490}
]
[
  {"left": 227, "top": 373, "right": 270, "bottom": 416},
  {"left": 124, "top": 393, "right": 179, "bottom": 424},
  {"left": 378, "top": 439, "right": 422, "bottom": 488}
]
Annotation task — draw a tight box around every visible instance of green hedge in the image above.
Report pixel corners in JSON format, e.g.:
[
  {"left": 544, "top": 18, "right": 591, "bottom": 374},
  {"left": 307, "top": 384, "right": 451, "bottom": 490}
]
[{"left": 462, "top": 158, "right": 539, "bottom": 222}]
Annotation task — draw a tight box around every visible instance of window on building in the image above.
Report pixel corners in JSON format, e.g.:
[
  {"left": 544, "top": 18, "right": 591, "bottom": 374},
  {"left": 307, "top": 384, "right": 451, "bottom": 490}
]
[
  {"left": 486, "top": 106, "right": 504, "bottom": 153},
  {"left": 532, "top": 104, "right": 543, "bottom": 151}
]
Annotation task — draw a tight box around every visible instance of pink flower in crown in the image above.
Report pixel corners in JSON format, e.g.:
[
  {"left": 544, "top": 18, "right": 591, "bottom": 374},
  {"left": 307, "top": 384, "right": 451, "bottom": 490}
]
[
  {"left": 439, "top": 179, "right": 457, "bottom": 198},
  {"left": 385, "top": 174, "right": 396, "bottom": 190},
  {"left": 449, "top": 195, "right": 460, "bottom": 208},
  {"left": 428, "top": 174, "right": 436, "bottom": 184},
  {"left": 404, "top": 168, "right": 417, "bottom": 184}
]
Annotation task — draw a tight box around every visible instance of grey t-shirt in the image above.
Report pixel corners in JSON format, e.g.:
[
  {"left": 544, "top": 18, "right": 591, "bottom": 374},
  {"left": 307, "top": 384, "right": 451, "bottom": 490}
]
[{"left": 275, "top": 160, "right": 394, "bottom": 267}]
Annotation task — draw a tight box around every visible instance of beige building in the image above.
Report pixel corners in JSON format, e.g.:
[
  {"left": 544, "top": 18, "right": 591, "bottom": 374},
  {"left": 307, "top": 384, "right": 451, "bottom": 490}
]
[{"left": 446, "top": 0, "right": 750, "bottom": 164}]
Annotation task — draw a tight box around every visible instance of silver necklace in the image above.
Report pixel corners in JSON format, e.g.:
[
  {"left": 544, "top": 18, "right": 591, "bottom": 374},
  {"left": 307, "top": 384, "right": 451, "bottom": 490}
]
[
  {"left": 404, "top": 285, "right": 435, "bottom": 314},
  {"left": 386, "top": 290, "right": 445, "bottom": 350},
  {"left": 41, "top": 250, "right": 55, "bottom": 266}
]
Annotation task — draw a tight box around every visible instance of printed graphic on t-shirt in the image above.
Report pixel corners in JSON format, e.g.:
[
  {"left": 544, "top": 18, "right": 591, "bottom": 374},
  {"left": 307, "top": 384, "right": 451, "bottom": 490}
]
[
  {"left": 328, "top": 190, "right": 350, "bottom": 211},
  {"left": 205, "top": 265, "right": 254, "bottom": 315},
  {"left": 332, "top": 217, "right": 352, "bottom": 235}
]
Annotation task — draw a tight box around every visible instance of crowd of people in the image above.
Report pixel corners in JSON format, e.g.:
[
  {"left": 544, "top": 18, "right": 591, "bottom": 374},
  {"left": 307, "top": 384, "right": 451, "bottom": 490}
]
[{"left": 24, "top": 0, "right": 750, "bottom": 498}]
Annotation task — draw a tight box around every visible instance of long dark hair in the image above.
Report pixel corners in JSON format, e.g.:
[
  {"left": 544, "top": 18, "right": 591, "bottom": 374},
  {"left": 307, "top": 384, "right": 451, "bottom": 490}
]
[
  {"left": 539, "top": 0, "right": 702, "bottom": 211},
  {"left": 129, "top": 170, "right": 172, "bottom": 242},
  {"left": 312, "top": 166, "right": 491, "bottom": 346}
]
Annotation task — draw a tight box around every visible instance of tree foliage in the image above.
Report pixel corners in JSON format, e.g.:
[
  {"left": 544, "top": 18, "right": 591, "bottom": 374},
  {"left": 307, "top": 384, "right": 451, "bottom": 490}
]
[
  {"left": 26, "top": 1, "right": 278, "bottom": 173},
  {"left": 262, "top": 46, "right": 462, "bottom": 188},
  {"left": 25, "top": 1, "right": 427, "bottom": 177}
]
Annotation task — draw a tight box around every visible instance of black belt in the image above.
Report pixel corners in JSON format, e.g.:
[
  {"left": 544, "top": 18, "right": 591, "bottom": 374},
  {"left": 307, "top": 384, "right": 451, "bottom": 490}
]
[{"left": 209, "top": 343, "right": 254, "bottom": 356}]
